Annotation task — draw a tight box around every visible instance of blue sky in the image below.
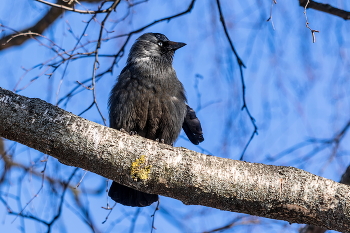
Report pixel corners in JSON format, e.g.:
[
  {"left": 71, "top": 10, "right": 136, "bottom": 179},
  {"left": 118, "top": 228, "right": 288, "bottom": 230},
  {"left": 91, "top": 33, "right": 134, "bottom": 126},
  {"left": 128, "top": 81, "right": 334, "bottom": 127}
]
[{"left": 1, "top": 0, "right": 349, "bottom": 232}]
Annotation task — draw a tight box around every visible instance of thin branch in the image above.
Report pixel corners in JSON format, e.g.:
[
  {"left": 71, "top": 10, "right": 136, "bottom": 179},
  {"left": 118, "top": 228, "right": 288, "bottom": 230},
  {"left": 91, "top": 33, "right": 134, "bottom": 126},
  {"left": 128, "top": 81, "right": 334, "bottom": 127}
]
[
  {"left": 266, "top": 0, "right": 277, "bottom": 30},
  {"left": 150, "top": 200, "right": 160, "bottom": 233},
  {"left": 215, "top": 0, "right": 245, "bottom": 68},
  {"left": 108, "top": 0, "right": 197, "bottom": 69},
  {"left": 9, "top": 212, "right": 50, "bottom": 226},
  {"left": 299, "top": 0, "right": 350, "bottom": 20},
  {"left": 270, "top": 119, "right": 350, "bottom": 163},
  {"left": 215, "top": 0, "right": 258, "bottom": 160},
  {"left": 129, "top": 208, "right": 141, "bottom": 233},
  {"left": 0, "top": 0, "right": 67, "bottom": 50},
  {"left": 0, "top": 0, "right": 114, "bottom": 50},
  {"left": 35, "top": 0, "right": 112, "bottom": 14},
  {"left": 302, "top": 0, "right": 319, "bottom": 43},
  {"left": 88, "top": 0, "right": 122, "bottom": 126},
  {"left": 11, "top": 159, "right": 47, "bottom": 224},
  {"left": 46, "top": 168, "right": 79, "bottom": 232},
  {"left": 101, "top": 202, "right": 116, "bottom": 223},
  {"left": 203, "top": 216, "right": 259, "bottom": 233},
  {"left": 75, "top": 170, "right": 88, "bottom": 188}
]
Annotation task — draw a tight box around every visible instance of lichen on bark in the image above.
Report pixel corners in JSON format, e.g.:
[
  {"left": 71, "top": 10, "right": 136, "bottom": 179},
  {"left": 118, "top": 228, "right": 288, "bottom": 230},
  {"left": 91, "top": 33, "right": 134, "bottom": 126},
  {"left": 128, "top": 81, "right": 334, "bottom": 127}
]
[{"left": 130, "top": 155, "right": 152, "bottom": 181}]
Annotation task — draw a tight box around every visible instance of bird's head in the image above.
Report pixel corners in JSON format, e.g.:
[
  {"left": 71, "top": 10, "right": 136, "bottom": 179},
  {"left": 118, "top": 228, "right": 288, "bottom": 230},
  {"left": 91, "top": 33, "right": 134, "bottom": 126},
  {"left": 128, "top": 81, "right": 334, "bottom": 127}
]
[{"left": 127, "top": 33, "right": 186, "bottom": 64}]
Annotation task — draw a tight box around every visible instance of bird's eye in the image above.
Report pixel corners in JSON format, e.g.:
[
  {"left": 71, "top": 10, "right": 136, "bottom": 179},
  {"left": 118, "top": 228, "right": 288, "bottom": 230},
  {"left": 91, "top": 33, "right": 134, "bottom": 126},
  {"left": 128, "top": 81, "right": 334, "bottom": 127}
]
[{"left": 157, "top": 41, "right": 163, "bottom": 47}]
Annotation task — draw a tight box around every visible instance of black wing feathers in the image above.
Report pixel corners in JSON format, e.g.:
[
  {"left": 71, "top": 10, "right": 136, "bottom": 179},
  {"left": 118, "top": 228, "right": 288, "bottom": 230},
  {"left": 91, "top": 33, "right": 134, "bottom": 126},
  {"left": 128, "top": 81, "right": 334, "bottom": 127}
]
[{"left": 182, "top": 105, "right": 204, "bottom": 145}]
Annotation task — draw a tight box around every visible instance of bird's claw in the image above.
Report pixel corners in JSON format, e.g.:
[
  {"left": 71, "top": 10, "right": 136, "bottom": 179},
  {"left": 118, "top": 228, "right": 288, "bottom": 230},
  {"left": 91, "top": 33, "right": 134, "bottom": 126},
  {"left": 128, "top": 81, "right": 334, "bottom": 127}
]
[
  {"left": 155, "top": 138, "right": 165, "bottom": 143},
  {"left": 129, "top": 131, "right": 137, "bottom": 136}
]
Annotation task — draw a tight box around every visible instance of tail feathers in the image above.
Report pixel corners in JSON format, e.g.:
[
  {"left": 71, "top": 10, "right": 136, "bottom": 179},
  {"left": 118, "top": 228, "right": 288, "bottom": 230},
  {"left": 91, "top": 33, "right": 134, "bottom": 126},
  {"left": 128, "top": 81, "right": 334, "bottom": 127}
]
[{"left": 108, "top": 181, "right": 158, "bottom": 207}]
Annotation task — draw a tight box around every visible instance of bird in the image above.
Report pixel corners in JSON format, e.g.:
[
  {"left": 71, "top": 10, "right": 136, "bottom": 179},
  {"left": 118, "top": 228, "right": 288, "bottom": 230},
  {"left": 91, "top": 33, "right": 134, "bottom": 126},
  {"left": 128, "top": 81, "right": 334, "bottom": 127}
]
[{"left": 108, "top": 32, "right": 204, "bottom": 207}]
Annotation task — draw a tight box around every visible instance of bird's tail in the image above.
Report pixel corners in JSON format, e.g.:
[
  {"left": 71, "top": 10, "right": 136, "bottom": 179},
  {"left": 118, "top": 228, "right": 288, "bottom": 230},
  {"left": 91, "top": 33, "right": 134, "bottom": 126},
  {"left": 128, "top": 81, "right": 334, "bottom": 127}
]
[{"left": 108, "top": 181, "right": 158, "bottom": 207}]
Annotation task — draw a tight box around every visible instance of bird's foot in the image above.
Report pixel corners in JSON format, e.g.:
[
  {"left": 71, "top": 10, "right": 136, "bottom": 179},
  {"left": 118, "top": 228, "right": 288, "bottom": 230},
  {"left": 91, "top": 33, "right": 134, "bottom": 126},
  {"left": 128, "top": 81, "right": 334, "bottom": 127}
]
[
  {"left": 129, "top": 131, "right": 138, "bottom": 136},
  {"left": 155, "top": 138, "right": 165, "bottom": 143}
]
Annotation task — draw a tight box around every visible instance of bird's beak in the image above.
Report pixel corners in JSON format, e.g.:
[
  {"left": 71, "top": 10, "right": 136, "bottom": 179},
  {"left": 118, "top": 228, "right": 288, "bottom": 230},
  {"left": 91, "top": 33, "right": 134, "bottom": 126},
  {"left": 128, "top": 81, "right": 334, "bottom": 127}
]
[{"left": 167, "top": 41, "right": 186, "bottom": 51}]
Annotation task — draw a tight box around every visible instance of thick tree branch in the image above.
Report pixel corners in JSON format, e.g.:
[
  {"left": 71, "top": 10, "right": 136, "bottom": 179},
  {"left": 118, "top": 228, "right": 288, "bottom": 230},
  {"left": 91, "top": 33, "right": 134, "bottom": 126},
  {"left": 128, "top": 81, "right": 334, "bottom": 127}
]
[
  {"left": 299, "top": 0, "right": 350, "bottom": 20},
  {"left": 0, "top": 87, "right": 350, "bottom": 232},
  {"left": 300, "top": 164, "right": 350, "bottom": 233}
]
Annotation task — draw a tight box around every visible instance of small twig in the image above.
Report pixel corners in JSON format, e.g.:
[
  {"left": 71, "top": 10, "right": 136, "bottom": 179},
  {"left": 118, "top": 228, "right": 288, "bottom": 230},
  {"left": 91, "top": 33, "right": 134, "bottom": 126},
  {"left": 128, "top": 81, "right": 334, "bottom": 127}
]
[
  {"left": 194, "top": 74, "right": 203, "bottom": 112},
  {"left": 266, "top": 0, "right": 277, "bottom": 30},
  {"left": 203, "top": 216, "right": 259, "bottom": 233},
  {"left": 11, "top": 162, "right": 47, "bottom": 223},
  {"left": 78, "top": 102, "right": 95, "bottom": 116},
  {"left": 35, "top": 0, "right": 113, "bottom": 14},
  {"left": 270, "top": 120, "right": 350, "bottom": 165},
  {"left": 215, "top": 0, "right": 258, "bottom": 160},
  {"left": 299, "top": 0, "right": 350, "bottom": 20},
  {"left": 150, "top": 200, "right": 160, "bottom": 233},
  {"left": 55, "top": 14, "right": 97, "bottom": 106},
  {"left": 319, "top": 120, "right": 350, "bottom": 174},
  {"left": 76, "top": 81, "right": 93, "bottom": 90},
  {"left": 75, "top": 170, "right": 88, "bottom": 188},
  {"left": 88, "top": 0, "right": 121, "bottom": 126},
  {"left": 303, "top": 0, "right": 319, "bottom": 43},
  {"left": 101, "top": 202, "right": 116, "bottom": 223},
  {"left": 46, "top": 168, "right": 79, "bottom": 231},
  {"left": 4, "top": 30, "right": 68, "bottom": 58},
  {"left": 109, "top": 0, "right": 197, "bottom": 69},
  {"left": 129, "top": 208, "right": 141, "bottom": 233},
  {"left": 9, "top": 211, "right": 50, "bottom": 226}
]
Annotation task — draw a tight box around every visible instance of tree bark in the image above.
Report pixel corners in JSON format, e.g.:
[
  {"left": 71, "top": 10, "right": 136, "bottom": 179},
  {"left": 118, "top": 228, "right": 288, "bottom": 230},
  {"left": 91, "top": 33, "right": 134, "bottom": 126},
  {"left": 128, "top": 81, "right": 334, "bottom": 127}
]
[
  {"left": 300, "top": 165, "right": 350, "bottom": 233},
  {"left": 0, "top": 87, "right": 350, "bottom": 232}
]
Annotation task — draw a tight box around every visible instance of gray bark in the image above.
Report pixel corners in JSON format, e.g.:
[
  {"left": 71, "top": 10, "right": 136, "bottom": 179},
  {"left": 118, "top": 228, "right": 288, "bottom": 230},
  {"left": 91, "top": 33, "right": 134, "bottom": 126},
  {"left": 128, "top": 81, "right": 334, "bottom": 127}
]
[
  {"left": 300, "top": 165, "right": 350, "bottom": 233},
  {"left": 0, "top": 87, "right": 349, "bottom": 232}
]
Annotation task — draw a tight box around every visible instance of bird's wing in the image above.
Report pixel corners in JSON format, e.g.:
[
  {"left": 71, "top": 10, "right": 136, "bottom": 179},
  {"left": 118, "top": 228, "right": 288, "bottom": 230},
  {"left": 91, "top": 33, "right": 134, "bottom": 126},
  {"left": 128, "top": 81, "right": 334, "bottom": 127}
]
[
  {"left": 182, "top": 105, "right": 204, "bottom": 145},
  {"left": 108, "top": 66, "right": 150, "bottom": 131}
]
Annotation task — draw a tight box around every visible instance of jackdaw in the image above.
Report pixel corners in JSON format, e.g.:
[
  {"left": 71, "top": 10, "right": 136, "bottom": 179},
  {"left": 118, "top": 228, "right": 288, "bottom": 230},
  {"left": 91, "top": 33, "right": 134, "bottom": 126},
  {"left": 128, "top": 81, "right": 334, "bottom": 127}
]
[{"left": 108, "top": 32, "right": 204, "bottom": 207}]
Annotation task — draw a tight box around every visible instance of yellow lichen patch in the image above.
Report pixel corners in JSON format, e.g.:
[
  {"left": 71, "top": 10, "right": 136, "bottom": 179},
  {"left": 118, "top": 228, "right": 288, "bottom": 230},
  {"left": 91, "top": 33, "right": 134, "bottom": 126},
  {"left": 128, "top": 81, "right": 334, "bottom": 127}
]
[{"left": 130, "top": 155, "right": 152, "bottom": 181}]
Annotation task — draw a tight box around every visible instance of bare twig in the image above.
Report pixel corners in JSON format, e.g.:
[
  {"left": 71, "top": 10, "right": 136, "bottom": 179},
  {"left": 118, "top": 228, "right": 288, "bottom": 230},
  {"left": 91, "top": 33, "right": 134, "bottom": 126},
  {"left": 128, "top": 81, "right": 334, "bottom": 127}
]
[
  {"left": 11, "top": 157, "right": 48, "bottom": 224},
  {"left": 35, "top": 0, "right": 110, "bottom": 14},
  {"left": 0, "top": 0, "right": 67, "bottom": 50},
  {"left": 0, "top": 0, "right": 115, "bottom": 50},
  {"left": 46, "top": 168, "right": 79, "bottom": 232},
  {"left": 129, "top": 208, "right": 141, "bottom": 233},
  {"left": 88, "top": 0, "right": 122, "bottom": 126},
  {"left": 266, "top": 0, "right": 277, "bottom": 30},
  {"left": 203, "top": 216, "right": 259, "bottom": 233},
  {"left": 299, "top": 0, "right": 350, "bottom": 20},
  {"left": 270, "top": 120, "right": 350, "bottom": 165},
  {"left": 215, "top": 0, "right": 258, "bottom": 160},
  {"left": 150, "top": 200, "right": 160, "bottom": 233},
  {"left": 302, "top": 0, "right": 319, "bottom": 43},
  {"left": 75, "top": 170, "right": 88, "bottom": 188}
]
